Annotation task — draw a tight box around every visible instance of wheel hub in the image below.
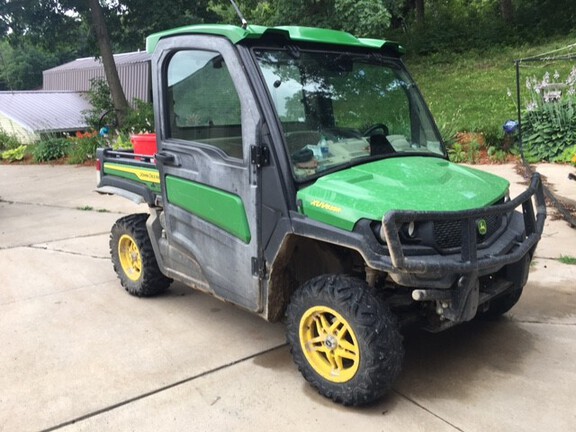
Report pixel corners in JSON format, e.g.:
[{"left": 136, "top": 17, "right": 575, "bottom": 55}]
[
  {"left": 324, "top": 335, "right": 337, "bottom": 350},
  {"left": 118, "top": 234, "right": 142, "bottom": 281},
  {"left": 299, "top": 306, "right": 360, "bottom": 383}
]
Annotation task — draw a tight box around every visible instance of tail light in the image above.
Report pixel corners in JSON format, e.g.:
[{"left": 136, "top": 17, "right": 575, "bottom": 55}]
[{"left": 96, "top": 159, "right": 102, "bottom": 184}]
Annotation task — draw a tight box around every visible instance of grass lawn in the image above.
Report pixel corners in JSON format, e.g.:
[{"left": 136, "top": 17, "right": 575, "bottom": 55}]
[{"left": 406, "top": 35, "right": 576, "bottom": 143}]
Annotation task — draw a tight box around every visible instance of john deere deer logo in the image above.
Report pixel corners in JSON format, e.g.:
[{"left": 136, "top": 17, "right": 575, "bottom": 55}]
[{"left": 477, "top": 219, "right": 488, "bottom": 236}]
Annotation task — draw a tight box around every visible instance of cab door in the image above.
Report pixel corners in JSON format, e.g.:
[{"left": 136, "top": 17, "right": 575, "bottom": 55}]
[{"left": 152, "top": 35, "right": 263, "bottom": 312}]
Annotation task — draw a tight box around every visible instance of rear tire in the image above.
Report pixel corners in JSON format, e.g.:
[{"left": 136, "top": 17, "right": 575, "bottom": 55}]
[
  {"left": 285, "top": 274, "right": 403, "bottom": 406},
  {"left": 110, "top": 213, "right": 172, "bottom": 297}
]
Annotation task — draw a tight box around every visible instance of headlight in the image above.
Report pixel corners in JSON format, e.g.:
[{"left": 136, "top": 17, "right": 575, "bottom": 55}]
[
  {"left": 402, "top": 221, "right": 417, "bottom": 239},
  {"left": 407, "top": 221, "right": 416, "bottom": 238}
]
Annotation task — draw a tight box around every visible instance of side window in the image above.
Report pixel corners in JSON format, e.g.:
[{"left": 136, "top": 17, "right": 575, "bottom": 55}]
[{"left": 166, "top": 50, "right": 243, "bottom": 159}]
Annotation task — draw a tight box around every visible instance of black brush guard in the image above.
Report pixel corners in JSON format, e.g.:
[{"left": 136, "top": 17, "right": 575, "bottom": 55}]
[{"left": 380, "top": 173, "right": 546, "bottom": 323}]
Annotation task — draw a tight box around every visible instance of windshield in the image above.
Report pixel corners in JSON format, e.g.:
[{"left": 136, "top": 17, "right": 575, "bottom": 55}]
[{"left": 253, "top": 48, "right": 446, "bottom": 180}]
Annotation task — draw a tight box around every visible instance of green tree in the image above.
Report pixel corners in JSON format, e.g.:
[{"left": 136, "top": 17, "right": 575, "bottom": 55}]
[
  {"left": 335, "top": 0, "right": 391, "bottom": 37},
  {"left": 499, "top": 0, "right": 513, "bottom": 23},
  {"left": 0, "top": 41, "right": 59, "bottom": 90},
  {"left": 208, "top": 0, "right": 275, "bottom": 26},
  {"left": 0, "top": 0, "right": 132, "bottom": 124},
  {"left": 228, "top": 0, "right": 392, "bottom": 37},
  {"left": 113, "top": 0, "right": 219, "bottom": 50}
]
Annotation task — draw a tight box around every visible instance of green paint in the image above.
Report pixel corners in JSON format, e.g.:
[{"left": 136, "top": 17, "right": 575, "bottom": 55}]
[
  {"left": 297, "top": 157, "right": 509, "bottom": 231},
  {"left": 103, "top": 163, "right": 161, "bottom": 194},
  {"left": 146, "top": 24, "right": 403, "bottom": 54},
  {"left": 165, "top": 176, "right": 251, "bottom": 243}
]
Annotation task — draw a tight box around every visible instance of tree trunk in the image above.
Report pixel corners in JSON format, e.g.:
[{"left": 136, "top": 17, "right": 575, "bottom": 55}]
[
  {"left": 87, "top": 0, "right": 129, "bottom": 127},
  {"left": 415, "top": 0, "right": 425, "bottom": 25},
  {"left": 500, "top": 0, "right": 514, "bottom": 24}
]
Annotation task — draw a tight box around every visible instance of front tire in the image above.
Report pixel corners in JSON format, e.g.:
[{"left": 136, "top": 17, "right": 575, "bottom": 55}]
[
  {"left": 286, "top": 275, "right": 403, "bottom": 406},
  {"left": 110, "top": 213, "right": 172, "bottom": 297}
]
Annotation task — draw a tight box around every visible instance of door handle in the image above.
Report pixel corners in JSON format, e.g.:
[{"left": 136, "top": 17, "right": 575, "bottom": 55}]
[{"left": 154, "top": 151, "right": 177, "bottom": 165}]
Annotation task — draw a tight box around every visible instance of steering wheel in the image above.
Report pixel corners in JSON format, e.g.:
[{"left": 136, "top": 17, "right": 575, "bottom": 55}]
[{"left": 363, "top": 123, "right": 389, "bottom": 137}]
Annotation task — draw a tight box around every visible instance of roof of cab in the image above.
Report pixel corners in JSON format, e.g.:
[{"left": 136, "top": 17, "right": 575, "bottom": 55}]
[{"left": 146, "top": 24, "right": 404, "bottom": 55}]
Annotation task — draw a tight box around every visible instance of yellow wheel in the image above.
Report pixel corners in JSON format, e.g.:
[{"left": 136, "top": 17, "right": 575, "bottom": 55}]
[
  {"left": 118, "top": 234, "right": 142, "bottom": 281},
  {"left": 286, "top": 275, "right": 403, "bottom": 406},
  {"left": 299, "top": 306, "right": 360, "bottom": 383},
  {"left": 110, "top": 213, "right": 172, "bottom": 297}
]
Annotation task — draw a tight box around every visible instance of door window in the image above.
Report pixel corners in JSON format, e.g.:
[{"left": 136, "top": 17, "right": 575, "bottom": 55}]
[{"left": 166, "top": 50, "right": 243, "bottom": 159}]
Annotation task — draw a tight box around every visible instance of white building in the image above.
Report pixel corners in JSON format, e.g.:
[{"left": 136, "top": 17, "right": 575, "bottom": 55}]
[
  {"left": 0, "top": 51, "right": 151, "bottom": 143},
  {"left": 0, "top": 91, "right": 92, "bottom": 143}
]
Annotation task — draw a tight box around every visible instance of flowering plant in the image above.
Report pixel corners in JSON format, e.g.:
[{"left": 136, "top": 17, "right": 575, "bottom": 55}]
[
  {"left": 522, "top": 67, "right": 576, "bottom": 162},
  {"left": 67, "top": 130, "right": 103, "bottom": 164}
]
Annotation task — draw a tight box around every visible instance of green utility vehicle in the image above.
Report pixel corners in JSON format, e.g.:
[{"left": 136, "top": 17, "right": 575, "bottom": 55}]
[{"left": 96, "top": 24, "right": 546, "bottom": 406}]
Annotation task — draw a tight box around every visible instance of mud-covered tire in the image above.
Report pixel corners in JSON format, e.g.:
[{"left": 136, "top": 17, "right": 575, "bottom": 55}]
[
  {"left": 110, "top": 213, "right": 172, "bottom": 297},
  {"left": 285, "top": 274, "right": 404, "bottom": 406}
]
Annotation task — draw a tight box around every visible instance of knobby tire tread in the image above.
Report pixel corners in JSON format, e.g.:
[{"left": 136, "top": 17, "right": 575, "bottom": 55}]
[
  {"left": 286, "top": 274, "right": 404, "bottom": 406},
  {"left": 110, "top": 213, "right": 172, "bottom": 297}
]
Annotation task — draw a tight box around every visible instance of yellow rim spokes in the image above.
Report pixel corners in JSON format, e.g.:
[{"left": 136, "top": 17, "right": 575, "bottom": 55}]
[
  {"left": 300, "top": 306, "right": 360, "bottom": 383},
  {"left": 118, "top": 234, "right": 142, "bottom": 281}
]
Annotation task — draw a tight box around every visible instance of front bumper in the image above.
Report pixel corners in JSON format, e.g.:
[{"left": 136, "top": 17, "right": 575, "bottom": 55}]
[{"left": 379, "top": 173, "right": 545, "bottom": 323}]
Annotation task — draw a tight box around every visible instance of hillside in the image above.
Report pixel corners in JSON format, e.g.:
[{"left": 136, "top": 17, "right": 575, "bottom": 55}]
[{"left": 406, "top": 35, "right": 576, "bottom": 144}]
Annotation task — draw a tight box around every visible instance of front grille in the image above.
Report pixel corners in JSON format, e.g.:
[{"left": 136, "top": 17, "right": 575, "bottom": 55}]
[{"left": 433, "top": 213, "right": 503, "bottom": 250}]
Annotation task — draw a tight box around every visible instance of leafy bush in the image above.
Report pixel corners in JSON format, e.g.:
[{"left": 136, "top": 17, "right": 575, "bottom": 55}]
[
  {"left": 436, "top": 108, "right": 462, "bottom": 147},
  {"left": 32, "top": 138, "right": 69, "bottom": 162},
  {"left": 0, "top": 129, "right": 24, "bottom": 151},
  {"left": 488, "top": 146, "right": 509, "bottom": 163},
  {"left": 521, "top": 69, "right": 576, "bottom": 162},
  {"left": 554, "top": 145, "right": 576, "bottom": 166},
  {"left": 83, "top": 78, "right": 154, "bottom": 135},
  {"left": 122, "top": 99, "right": 154, "bottom": 134},
  {"left": 67, "top": 131, "right": 103, "bottom": 164},
  {"left": 448, "top": 142, "right": 466, "bottom": 163},
  {"left": 83, "top": 78, "right": 115, "bottom": 131},
  {"left": 1, "top": 145, "right": 27, "bottom": 162},
  {"left": 111, "top": 134, "right": 133, "bottom": 150}
]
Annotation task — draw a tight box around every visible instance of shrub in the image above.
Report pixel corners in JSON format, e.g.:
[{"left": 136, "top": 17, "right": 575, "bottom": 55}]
[
  {"left": 555, "top": 144, "right": 576, "bottom": 166},
  {"left": 488, "top": 146, "right": 509, "bottom": 163},
  {"left": 521, "top": 68, "right": 576, "bottom": 162},
  {"left": 32, "top": 138, "right": 69, "bottom": 162},
  {"left": 448, "top": 142, "right": 466, "bottom": 163},
  {"left": 436, "top": 109, "right": 462, "bottom": 147},
  {"left": 123, "top": 99, "right": 154, "bottom": 134},
  {"left": 67, "top": 131, "right": 103, "bottom": 164},
  {"left": 111, "top": 134, "right": 133, "bottom": 150},
  {"left": 0, "top": 129, "right": 24, "bottom": 151},
  {"left": 83, "top": 78, "right": 115, "bottom": 131},
  {"left": 1, "top": 145, "right": 27, "bottom": 162},
  {"left": 83, "top": 78, "right": 154, "bottom": 135}
]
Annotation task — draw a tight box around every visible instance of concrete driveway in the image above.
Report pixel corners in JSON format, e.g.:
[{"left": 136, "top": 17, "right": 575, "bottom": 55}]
[{"left": 1, "top": 163, "right": 575, "bottom": 432}]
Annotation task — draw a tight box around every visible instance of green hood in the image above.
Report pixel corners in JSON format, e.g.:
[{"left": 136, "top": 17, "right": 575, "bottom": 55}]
[{"left": 297, "top": 157, "right": 509, "bottom": 231}]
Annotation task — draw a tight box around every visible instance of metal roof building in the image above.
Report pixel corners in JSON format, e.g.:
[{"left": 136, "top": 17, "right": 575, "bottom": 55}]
[
  {"left": 0, "top": 91, "right": 92, "bottom": 143},
  {"left": 43, "top": 51, "right": 152, "bottom": 103}
]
